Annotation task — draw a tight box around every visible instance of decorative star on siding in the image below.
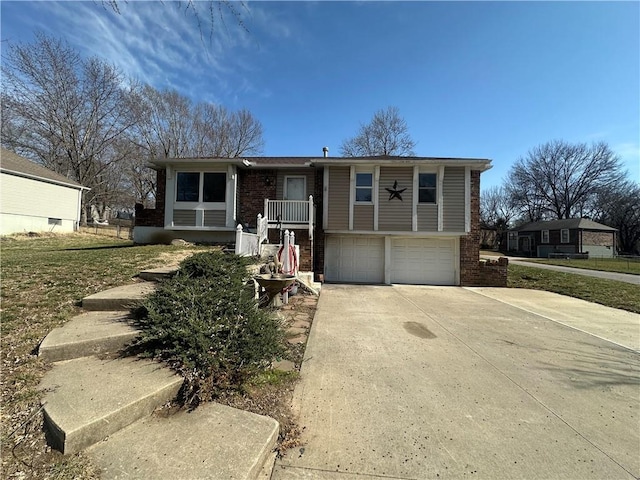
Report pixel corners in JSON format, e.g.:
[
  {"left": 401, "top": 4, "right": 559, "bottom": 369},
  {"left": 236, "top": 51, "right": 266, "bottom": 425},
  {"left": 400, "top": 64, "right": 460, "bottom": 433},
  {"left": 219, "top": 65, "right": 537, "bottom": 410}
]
[{"left": 385, "top": 180, "right": 407, "bottom": 201}]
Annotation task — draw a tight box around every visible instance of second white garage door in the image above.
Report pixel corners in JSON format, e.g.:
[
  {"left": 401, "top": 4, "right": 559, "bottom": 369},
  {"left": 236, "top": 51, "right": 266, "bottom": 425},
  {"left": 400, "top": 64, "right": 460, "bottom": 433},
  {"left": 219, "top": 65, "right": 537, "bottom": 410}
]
[{"left": 391, "top": 238, "right": 456, "bottom": 285}]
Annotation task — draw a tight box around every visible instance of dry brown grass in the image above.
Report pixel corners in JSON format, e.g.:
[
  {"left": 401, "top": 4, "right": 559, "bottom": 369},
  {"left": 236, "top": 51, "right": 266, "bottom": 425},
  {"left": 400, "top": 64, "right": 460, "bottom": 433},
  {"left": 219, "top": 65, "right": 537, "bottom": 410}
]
[{"left": 1, "top": 233, "right": 206, "bottom": 479}]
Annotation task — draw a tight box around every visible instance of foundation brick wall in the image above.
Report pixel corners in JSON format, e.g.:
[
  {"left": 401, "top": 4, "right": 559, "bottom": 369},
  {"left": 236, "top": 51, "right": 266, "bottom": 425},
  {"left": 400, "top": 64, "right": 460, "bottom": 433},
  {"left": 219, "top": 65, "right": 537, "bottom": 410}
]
[
  {"left": 477, "top": 257, "right": 509, "bottom": 287},
  {"left": 134, "top": 169, "right": 166, "bottom": 228},
  {"left": 313, "top": 168, "right": 325, "bottom": 278},
  {"left": 267, "top": 229, "right": 313, "bottom": 271}
]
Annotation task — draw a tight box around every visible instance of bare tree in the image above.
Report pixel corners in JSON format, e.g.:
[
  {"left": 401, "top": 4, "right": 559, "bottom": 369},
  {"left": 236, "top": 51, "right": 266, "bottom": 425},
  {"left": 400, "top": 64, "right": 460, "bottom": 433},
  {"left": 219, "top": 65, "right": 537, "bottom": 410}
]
[
  {"left": 102, "top": 1, "right": 249, "bottom": 40},
  {"left": 340, "top": 106, "right": 416, "bottom": 157},
  {"left": 194, "top": 105, "right": 264, "bottom": 157},
  {"left": 507, "top": 140, "right": 624, "bottom": 221},
  {"left": 132, "top": 86, "right": 264, "bottom": 159},
  {"left": 480, "top": 185, "right": 518, "bottom": 249},
  {"left": 132, "top": 86, "right": 197, "bottom": 159},
  {"left": 1, "top": 33, "right": 140, "bottom": 223},
  {"left": 593, "top": 181, "right": 640, "bottom": 254}
]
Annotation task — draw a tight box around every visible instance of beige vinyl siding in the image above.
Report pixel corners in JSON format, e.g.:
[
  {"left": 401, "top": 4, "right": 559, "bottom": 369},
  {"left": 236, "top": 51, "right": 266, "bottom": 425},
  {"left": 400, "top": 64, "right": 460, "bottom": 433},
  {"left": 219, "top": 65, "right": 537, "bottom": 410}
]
[
  {"left": 442, "top": 166, "right": 465, "bottom": 231},
  {"left": 417, "top": 204, "right": 438, "bottom": 231},
  {"left": 377, "top": 167, "right": 413, "bottom": 231},
  {"left": 353, "top": 204, "right": 374, "bottom": 231},
  {"left": 327, "top": 167, "right": 350, "bottom": 230},
  {"left": 204, "top": 210, "right": 226, "bottom": 227},
  {"left": 276, "top": 169, "right": 314, "bottom": 200},
  {"left": 1, "top": 173, "right": 79, "bottom": 220},
  {"left": 173, "top": 210, "right": 196, "bottom": 226}
]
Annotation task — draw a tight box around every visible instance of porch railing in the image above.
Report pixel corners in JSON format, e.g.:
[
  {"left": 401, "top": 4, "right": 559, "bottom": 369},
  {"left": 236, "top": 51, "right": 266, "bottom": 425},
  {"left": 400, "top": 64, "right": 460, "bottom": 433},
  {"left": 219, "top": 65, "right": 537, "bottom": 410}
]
[
  {"left": 235, "top": 224, "right": 260, "bottom": 257},
  {"left": 235, "top": 213, "right": 269, "bottom": 257},
  {"left": 264, "top": 195, "right": 314, "bottom": 241}
]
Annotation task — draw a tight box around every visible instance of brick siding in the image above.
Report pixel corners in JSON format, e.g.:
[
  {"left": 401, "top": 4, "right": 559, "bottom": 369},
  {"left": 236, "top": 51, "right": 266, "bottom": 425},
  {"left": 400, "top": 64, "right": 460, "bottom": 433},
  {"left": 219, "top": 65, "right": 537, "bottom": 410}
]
[
  {"left": 313, "top": 167, "right": 325, "bottom": 278},
  {"left": 237, "top": 169, "right": 277, "bottom": 228},
  {"left": 460, "top": 170, "right": 481, "bottom": 286},
  {"left": 582, "top": 231, "right": 614, "bottom": 247}
]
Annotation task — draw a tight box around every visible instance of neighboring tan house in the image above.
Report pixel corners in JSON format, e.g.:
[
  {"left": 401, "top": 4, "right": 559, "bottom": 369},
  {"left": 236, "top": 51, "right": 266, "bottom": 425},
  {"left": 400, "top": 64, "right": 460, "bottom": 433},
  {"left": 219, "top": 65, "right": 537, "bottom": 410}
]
[
  {"left": 507, "top": 218, "right": 617, "bottom": 258},
  {"left": 135, "top": 153, "right": 496, "bottom": 285},
  {"left": 0, "top": 148, "right": 88, "bottom": 235}
]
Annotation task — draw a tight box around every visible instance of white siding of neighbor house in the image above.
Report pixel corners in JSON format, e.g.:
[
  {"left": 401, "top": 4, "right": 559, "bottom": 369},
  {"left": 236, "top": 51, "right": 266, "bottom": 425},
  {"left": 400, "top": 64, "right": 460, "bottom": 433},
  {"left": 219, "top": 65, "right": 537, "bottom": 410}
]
[{"left": 1, "top": 172, "right": 81, "bottom": 235}]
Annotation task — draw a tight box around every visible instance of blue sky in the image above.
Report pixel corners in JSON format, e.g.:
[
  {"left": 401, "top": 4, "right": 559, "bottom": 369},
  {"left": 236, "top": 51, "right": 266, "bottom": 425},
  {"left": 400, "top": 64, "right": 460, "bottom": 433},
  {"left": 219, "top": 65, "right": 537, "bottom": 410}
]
[{"left": 1, "top": 1, "right": 638, "bottom": 190}]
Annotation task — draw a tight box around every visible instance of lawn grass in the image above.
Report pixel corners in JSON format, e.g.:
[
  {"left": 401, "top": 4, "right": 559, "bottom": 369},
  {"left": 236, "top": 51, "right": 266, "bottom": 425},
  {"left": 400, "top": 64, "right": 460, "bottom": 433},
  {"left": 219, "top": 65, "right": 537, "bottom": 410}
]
[
  {"left": 1, "top": 233, "right": 206, "bottom": 479},
  {"left": 508, "top": 264, "right": 640, "bottom": 314},
  {"left": 523, "top": 257, "right": 640, "bottom": 275}
]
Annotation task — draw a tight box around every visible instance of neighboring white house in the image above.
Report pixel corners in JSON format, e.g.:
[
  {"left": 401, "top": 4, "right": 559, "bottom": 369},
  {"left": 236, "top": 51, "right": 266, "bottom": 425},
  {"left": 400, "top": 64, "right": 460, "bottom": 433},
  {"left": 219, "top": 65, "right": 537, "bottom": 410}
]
[{"left": 1, "top": 148, "right": 88, "bottom": 235}]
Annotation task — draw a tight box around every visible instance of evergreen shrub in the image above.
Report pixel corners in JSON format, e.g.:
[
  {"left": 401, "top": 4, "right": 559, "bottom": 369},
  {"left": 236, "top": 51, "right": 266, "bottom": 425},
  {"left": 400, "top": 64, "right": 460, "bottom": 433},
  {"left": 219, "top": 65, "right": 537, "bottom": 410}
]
[{"left": 131, "top": 251, "right": 285, "bottom": 406}]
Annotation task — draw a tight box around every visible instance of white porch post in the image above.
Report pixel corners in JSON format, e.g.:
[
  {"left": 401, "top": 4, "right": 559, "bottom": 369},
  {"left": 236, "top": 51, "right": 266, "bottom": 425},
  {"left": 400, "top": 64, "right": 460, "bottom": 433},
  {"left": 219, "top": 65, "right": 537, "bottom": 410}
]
[
  {"left": 264, "top": 199, "right": 269, "bottom": 222},
  {"left": 235, "top": 224, "right": 243, "bottom": 255},
  {"left": 282, "top": 230, "right": 291, "bottom": 304}
]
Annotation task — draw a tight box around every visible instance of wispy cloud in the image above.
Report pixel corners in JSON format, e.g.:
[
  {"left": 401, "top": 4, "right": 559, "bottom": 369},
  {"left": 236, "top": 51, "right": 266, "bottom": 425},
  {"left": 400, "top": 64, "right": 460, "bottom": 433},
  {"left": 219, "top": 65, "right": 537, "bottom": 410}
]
[{"left": 20, "top": 1, "right": 292, "bottom": 106}]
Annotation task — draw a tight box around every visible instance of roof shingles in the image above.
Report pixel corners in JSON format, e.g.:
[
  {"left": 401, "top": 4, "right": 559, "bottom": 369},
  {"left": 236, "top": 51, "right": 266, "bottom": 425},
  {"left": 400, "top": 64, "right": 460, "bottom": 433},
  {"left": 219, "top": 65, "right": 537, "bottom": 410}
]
[{"left": 1, "top": 148, "right": 85, "bottom": 189}]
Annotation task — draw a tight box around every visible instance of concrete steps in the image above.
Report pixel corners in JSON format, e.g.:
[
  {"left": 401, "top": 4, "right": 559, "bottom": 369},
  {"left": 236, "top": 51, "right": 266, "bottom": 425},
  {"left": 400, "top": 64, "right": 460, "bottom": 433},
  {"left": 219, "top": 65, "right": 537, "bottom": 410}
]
[
  {"left": 37, "top": 273, "right": 280, "bottom": 478},
  {"left": 87, "top": 402, "right": 279, "bottom": 480},
  {"left": 40, "top": 356, "right": 183, "bottom": 455},
  {"left": 138, "top": 266, "right": 179, "bottom": 282},
  {"left": 38, "top": 311, "right": 140, "bottom": 363},
  {"left": 82, "top": 282, "right": 156, "bottom": 311}
]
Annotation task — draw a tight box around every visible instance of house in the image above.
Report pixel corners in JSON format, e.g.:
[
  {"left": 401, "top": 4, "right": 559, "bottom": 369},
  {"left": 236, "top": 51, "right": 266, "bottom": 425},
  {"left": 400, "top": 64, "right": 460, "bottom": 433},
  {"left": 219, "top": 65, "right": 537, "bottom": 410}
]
[
  {"left": 507, "top": 218, "right": 617, "bottom": 258},
  {"left": 134, "top": 153, "right": 497, "bottom": 285},
  {"left": 0, "top": 148, "right": 88, "bottom": 235}
]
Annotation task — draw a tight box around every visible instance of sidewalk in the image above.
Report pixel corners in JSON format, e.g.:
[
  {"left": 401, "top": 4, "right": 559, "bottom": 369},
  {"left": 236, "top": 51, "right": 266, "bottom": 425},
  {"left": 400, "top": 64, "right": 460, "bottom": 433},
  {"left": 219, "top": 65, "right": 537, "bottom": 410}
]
[{"left": 483, "top": 255, "right": 640, "bottom": 285}]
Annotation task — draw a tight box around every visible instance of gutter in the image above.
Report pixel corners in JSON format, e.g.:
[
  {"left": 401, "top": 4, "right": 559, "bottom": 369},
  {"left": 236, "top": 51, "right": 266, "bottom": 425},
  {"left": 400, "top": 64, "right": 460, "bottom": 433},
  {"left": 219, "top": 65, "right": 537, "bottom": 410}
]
[{"left": 1, "top": 168, "right": 89, "bottom": 191}]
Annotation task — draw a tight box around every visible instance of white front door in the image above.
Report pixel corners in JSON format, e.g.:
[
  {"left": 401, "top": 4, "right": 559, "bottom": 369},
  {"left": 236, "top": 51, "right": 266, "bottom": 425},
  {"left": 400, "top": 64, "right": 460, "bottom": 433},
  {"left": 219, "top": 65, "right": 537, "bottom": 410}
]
[{"left": 284, "top": 176, "right": 306, "bottom": 200}]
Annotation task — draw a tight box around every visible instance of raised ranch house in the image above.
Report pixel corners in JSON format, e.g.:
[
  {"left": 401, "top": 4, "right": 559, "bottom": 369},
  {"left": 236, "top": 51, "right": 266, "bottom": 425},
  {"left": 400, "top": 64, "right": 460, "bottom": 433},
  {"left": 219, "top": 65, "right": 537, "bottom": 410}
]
[
  {"left": 135, "top": 153, "right": 505, "bottom": 286},
  {"left": 507, "top": 218, "right": 617, "bottom": 258},
  {"left": 1, "top": 148, "right": 87, "bottom": 235}
]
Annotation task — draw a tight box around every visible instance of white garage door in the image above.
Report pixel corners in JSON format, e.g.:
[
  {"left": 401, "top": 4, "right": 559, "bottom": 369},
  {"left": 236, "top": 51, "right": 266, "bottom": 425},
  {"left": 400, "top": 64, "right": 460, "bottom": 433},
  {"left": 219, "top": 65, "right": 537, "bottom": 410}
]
[
  {"left": 391, "top": 238, "right": 456, "bottom": 285},
  {"left": 325, "top": 236, "right": 384, "bottom": 283}
]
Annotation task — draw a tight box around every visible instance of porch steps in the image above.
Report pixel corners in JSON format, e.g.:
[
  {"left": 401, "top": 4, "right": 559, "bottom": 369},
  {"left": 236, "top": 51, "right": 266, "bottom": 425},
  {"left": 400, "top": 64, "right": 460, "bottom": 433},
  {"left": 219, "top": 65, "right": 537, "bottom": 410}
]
[
  {"left": 82, "top": 282, "right": 156, "bottom": 311},
  {"left": 37, "top": 273, "right": 280, "bottom": 478},
  {"left": 296, "top": 271, "right": 322, "bottom": 294}
]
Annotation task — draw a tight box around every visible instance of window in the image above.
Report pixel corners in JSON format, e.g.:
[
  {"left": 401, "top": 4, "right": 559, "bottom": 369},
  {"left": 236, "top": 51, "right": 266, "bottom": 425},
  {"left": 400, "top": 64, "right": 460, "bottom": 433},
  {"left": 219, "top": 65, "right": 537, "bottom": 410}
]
[
  {"left": 561, "top": 228, "right": 570, "bottom": 243},
  {"left": 48, "top": 218, "right": 62, "bottom": 226},
  {"left": 203, "top": 173, "right": 226, "bottom": 202},
  {"left": 355, "top": 173, "right": 373, "bottom": 203},
  {"left": 176, "top": 172, "right": 200, "bottom": 202},
  {"left": 176, "top": 172, "right": 226, "bottom": 203},
  {"left": 542, "top": 230, "right": 549, "bottom": 243},
  {"left": 418, "top": 173, "right": 437, "bottom": 203}
]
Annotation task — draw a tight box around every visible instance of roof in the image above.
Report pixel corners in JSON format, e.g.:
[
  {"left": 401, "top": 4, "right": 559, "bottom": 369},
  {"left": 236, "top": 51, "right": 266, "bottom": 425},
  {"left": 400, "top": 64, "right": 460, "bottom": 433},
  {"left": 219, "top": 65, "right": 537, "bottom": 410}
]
[
  {"left": 516, "top": 218, "right": 617, "bottom": 232},
  {"left": 149, "top": 155, "right": 492, "bottom": 171},
  {"left": 1, "top": 148, "right": 87, "bottom": 190},
  {"left": 314, "top": 156, "right": 492, "bottom": 171}
]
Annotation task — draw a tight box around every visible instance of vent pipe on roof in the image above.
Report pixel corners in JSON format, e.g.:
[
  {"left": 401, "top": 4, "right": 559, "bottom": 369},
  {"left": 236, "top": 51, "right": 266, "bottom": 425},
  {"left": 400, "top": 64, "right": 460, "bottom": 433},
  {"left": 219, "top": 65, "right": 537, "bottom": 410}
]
[{"left": 322, "top": 146, "right": 329, "bottom": 158}]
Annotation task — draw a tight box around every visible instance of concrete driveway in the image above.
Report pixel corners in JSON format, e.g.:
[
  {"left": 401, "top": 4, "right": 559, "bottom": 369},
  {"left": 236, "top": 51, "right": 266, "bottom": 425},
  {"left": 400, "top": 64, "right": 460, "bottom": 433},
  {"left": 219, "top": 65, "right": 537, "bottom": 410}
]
[{"left": 273, "top": 285, "right": 640, "bottom": 479}]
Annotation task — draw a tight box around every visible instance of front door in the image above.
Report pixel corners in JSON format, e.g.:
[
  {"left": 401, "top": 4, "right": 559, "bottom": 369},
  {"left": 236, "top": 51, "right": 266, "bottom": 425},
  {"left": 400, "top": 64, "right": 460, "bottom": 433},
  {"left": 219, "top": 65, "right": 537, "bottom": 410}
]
[{"left": 284, "top": 176, "right": 306, "bottom": 200}]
